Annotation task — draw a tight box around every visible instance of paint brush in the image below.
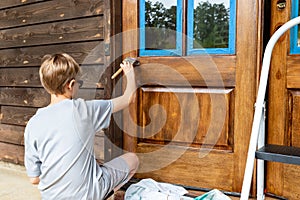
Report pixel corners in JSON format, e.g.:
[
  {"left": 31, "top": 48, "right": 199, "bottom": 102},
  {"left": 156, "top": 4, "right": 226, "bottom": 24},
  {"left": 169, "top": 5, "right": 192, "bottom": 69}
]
[{"left": 111, "top": 57, "right": 140, "bottom": 79}]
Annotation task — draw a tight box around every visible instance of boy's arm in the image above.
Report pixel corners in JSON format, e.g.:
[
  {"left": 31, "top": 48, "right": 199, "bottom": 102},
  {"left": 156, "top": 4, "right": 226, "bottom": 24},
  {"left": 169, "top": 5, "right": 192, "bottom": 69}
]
[
  {"left": 29, "top": 177, "right": 40, "bottom": 185},
  {"left": 111, "top": 61, "right": 136, "bottom": 113}
]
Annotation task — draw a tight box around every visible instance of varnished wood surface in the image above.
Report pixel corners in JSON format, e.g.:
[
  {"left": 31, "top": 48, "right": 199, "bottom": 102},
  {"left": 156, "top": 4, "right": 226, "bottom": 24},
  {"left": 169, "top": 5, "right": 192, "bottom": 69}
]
[
  {"left": 122, "top": 0, "right": 262, "bottom": 194},
  {"left": 135, "top": 143, "right": 235, "bottom": 191},
  {"left": 135, "top": 56, "right": 236, "bottom": 87},
  {"left": 288, "top": 91, "right": 300, "bottom": 146},
  {"left": 266, "top": 0, "right": 289, "bottom": 197},
  {"left": 138, "top": 87, "right": 234, "bottom": 150},
  {"left": 287, "top": 56, "right": 300, "bottom": 88},
  {"left": 233, "top": 0, "right": 263, "bottom": 193}
]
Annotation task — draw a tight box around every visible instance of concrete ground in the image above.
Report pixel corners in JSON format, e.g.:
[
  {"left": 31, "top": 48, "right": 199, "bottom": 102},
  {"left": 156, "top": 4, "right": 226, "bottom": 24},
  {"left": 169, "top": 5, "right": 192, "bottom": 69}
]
[
  {"left": 0, "top": 161, "right": 122, "bottom": 200},
  {"left": 0, "top": 161, "right": 278, "bottom": 200},
  {"left": 0, "top": 161, "right": 40, "bottom": 200}
]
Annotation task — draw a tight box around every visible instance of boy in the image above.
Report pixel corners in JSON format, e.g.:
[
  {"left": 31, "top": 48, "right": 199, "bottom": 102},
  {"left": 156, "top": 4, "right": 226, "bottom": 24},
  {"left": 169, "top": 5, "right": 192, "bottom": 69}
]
[{"left": 24, "top": 53, "right": 139, "bottom": 199}]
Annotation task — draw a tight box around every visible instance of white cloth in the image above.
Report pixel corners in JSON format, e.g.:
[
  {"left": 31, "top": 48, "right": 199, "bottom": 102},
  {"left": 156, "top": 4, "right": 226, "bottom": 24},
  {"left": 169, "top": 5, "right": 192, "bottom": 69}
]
[
  {"left": 195, "top": 189, "right": 231, "bottom": 200},
  {"left": 124, "top": 178, "right": 193, "bottom": 200}
]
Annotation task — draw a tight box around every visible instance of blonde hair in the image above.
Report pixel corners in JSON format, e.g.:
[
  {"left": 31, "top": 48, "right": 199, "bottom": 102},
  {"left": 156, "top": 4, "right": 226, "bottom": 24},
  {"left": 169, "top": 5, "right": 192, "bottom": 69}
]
[{"left": 39, "top": 53, "right": 81, "bottom": 94}]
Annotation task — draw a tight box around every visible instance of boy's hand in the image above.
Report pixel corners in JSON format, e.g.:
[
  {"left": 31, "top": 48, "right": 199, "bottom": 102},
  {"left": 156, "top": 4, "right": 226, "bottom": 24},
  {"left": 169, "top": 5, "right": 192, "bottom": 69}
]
[
  {"left": 29, "top": 177, "right": 40, "bottom": 185},
  {"left": 120, "top": 61, "right": 134, "bottom": 75}
]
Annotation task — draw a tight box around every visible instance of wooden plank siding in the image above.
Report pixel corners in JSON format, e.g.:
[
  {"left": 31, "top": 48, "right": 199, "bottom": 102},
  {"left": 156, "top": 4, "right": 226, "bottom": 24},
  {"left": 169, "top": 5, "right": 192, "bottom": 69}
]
[{"left": 0, "top": 0, "right": 108, "bottom": 164}]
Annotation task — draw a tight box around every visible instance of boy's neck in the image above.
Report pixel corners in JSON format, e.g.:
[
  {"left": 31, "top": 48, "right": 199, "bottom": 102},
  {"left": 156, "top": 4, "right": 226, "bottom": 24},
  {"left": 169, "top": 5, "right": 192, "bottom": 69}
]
[{"left": 50, "top": 93, "right": 71, "bottom": 105}]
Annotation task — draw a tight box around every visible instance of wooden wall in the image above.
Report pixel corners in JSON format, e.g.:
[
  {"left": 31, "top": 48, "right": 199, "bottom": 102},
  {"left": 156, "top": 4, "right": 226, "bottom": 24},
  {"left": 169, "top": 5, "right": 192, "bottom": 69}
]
[{"left": 0, "top": 0, "right": 110, "bottom": 165}]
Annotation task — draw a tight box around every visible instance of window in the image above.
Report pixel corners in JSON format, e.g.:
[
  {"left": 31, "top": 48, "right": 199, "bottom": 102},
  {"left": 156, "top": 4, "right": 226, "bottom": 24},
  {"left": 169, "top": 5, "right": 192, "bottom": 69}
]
[
  {"left": 140, "top": 0, "right": 183, "bottom": 56},
  {"left": 291, "top": 0, "right": 300, "bottom": 54},
  {"left": 139, "top": 0, "right": 236, "bottom": 56}
]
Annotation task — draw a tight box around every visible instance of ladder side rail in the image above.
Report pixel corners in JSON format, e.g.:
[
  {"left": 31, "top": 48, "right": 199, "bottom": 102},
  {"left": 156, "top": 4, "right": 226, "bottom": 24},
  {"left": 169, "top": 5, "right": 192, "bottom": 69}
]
[
  {"left": 240, "top": 16, "right": 300, "bottom": 200},
  {"left": 257, "top": 103, "right": 266, "bottom": 200}
]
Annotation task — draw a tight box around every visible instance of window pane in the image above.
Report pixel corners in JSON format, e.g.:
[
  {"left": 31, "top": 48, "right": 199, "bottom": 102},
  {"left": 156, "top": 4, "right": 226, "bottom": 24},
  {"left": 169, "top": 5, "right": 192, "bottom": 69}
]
[
  {"left": 193, "top": 0, "right": 230, "bottom": 48},
  {"left": 144, "top": 0, "right": 177, "bottom": 50}
]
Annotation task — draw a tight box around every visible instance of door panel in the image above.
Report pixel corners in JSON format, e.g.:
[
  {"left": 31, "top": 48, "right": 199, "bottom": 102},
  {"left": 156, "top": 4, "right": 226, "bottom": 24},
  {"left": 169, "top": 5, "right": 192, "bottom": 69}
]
[
  {"left": 122, "top": 0, "right": 262, "bottom": 193},
  {"left": 137, "top": 87, "right": 234, "bottom": 150}
]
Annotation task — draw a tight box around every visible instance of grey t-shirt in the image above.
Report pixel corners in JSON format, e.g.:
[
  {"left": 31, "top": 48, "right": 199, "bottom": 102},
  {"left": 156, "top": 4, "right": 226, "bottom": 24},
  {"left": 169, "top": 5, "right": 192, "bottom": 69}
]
[{"left": 24, "top": 98, "right": 113, "bottom": 199}]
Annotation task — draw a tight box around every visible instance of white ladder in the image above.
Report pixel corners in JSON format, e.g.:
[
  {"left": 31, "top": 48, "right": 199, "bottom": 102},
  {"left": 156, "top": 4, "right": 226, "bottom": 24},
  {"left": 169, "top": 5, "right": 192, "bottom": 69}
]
[{"left": 240, "top": 16, "right": 300, "bottom": 200}]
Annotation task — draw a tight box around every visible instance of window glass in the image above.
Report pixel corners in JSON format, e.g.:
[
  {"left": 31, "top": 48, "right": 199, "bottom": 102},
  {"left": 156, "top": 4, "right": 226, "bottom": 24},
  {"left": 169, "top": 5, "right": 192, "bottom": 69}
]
[
  {"left": 140, "top": 0, "right": 182, "bottom": 56},
  {"left": 193, "top": 0, "right": 230, "bottom": 48},
  {"left": 139, "top": 0, "right": 235, "bottom": 56},
  {"left": 187, "top": 0, "right": 235, "bottom": 54},
  {"left": 145, "top": 0, "right": 177, "bottom": 50}
]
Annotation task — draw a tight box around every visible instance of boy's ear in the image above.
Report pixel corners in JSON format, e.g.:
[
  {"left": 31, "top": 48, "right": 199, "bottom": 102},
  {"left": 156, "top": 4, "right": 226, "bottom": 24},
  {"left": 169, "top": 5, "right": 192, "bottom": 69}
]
[{"left": 68, "top": 79, "right": 75, "bottom": 90}]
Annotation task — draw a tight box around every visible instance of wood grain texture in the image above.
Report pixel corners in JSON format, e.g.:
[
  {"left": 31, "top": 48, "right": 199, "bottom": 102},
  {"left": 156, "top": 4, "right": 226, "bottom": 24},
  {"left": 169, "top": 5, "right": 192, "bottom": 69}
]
[
  {"left": 232, "top": 0, "right": 262, "bottom": 193},
  {"left": 0, "top": 87, "right": 50, "bottom": 107},
  {"left": 0, "top": 87, "right": 105, "bottom": 107},
  {"left": 283, "top": 164, "right": 300, "bottom": 199},
  {"left": 287, "top": 56, "right": 300, "bottom": 89},
  {"left": 0, "top": 0, "right": 104, "bottom": 29},
  {"left": 0, "top": 16, "right": 104, "bottom": 49},
  {"left": 135, "top": 56, "right": 236, "bottom": 87},
  {"left": 1, "top": 106, "right": 37, "bottom": 126},
  {"left": 0, "top": 65, "right": 106, "bottom": 88},
  {"left": 0, "top": 41, "right": 105, "bottom": 67},
  {"left": 122, "top": 0, "right": 138, "bottom": 58},
  {"left": 0, "top": 67, "right": 40, "bottom": 87},
  {"left": 135, "top": 144, "right": 234, "bottom": 191},
  {"left": 121, "top": 0, "right": 263, "bottom": 194},
  {"left": 138, "top": 87, "right": 234, "bottom": 150},
  {"left": 0, "top": 0, "right": 46, "bottom": 10},
  {"left": 0, "top": 124, "right": 25, "bottom": 145},
  {"left": 288, "top": 91, "right": 300, "bottom": 147},
  {"left": 0, "top": 142, "right": 24, "bottom": 164},
  {"left": 122, "top": 0, "right": 139, "bottom": 152},
  {"left": 266, "top": 0, "right": 290, "bottom": 195}
]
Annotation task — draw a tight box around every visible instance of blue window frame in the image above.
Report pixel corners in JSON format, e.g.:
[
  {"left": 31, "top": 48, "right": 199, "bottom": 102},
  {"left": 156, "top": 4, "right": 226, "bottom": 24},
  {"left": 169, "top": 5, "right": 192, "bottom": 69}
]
[
  {"left": 139, "top": 0, "right": 183, "bottom": 56},
  {"left": 187, "top": 0, "right": 236, "bottom": 55},
  {"left": 139, "top": 0, "right": 236, "bottom": 56},
  {"left": 291, "top": 0, "right": 300, "bottom": 54}
]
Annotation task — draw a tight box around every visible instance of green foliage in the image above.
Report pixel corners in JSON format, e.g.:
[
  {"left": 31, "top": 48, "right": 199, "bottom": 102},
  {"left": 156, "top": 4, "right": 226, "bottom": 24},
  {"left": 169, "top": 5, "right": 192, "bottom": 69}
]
[
  {"left": 193, "top": 1, "right": 229, "bottom": 48},
  {"left": 145, "top": 1, "right": 176, "bottom": 30},
  {"left": 144, "top": 1, "right": 177, "bottom": 49}
]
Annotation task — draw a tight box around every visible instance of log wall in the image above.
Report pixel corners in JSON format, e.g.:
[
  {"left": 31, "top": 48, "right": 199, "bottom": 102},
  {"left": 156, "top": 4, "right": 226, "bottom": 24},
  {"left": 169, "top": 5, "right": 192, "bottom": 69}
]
[{"left": 0, "top": 0, "right": 109, "bottom": 164}]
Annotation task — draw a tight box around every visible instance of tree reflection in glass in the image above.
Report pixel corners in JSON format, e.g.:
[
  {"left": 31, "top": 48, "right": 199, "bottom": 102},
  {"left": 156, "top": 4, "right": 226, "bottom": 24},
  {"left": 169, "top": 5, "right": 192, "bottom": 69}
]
[
  {"left": 193, "top": 0, "right": 230, "bottom": 49},
  {"left": 144, "top": 0, "right": 177, "bottom": 50}
]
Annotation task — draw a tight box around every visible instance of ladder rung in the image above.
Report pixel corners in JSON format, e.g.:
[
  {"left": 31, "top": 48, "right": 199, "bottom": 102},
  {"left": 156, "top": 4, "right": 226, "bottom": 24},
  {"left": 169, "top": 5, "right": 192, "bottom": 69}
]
[{"left": 256, "top": 144, "right": 300, "bottom": 165}]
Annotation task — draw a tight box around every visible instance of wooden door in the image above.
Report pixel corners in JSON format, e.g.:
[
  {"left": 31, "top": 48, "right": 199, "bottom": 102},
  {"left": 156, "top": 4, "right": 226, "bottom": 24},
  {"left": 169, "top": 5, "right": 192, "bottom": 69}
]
[
  {"left": 267, "top": 1, "right": 300, "bottom": 199},
  {"left": 120, "top": 0, "right": 263, "bottom": 193}
]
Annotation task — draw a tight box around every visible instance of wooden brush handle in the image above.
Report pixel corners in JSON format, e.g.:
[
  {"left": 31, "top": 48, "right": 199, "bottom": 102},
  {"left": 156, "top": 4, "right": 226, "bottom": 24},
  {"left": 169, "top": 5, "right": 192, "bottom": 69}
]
[{"left": 111, "top": 68, "right": 123, "bottom": 79}]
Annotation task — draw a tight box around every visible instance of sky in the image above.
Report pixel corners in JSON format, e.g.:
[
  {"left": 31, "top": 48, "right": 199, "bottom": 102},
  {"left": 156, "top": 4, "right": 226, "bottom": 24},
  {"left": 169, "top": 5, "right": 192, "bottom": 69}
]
[{"left": 156, "top": 0, "right": 230, "bottom": 9}]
